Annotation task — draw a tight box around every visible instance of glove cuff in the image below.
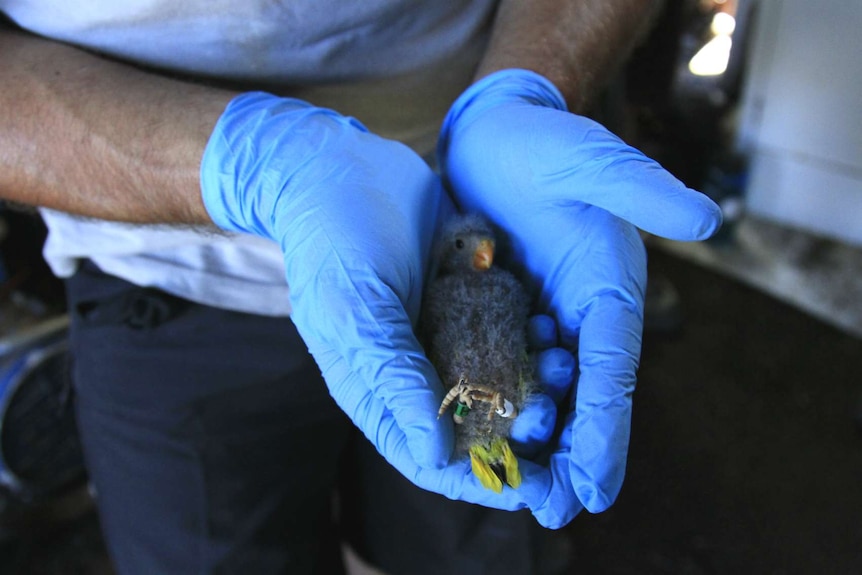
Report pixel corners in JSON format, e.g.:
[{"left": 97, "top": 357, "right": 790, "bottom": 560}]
[
  {"left": 201, "top": 92, "right": 287, "bottom": 235},
  {"left": 437, "top": 69, "right": 568, "bottom": 172},
  {"left": 200, "top": 92, "right": 367, "bottom": 238}
]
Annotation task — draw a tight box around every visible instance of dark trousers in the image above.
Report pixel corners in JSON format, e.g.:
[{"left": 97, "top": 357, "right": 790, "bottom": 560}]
[{"left": 65, "top": 262, "right": 545, "bottom": 575}]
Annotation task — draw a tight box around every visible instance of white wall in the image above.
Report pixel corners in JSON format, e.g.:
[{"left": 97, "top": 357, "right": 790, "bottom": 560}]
[{"left": 737, "top": 0, "right": 862, "bottom": 246}]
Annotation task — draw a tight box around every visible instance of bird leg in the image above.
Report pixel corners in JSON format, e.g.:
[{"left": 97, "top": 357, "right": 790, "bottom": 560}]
[
  {"left": 437, "top": 375, "right": 472, "bottom": 423},
  {"left": 438, "top": 375, "right": 518, "bottom": 425},
  {"left": 469, "top": 386, "right": 519, "bottom": 421}
]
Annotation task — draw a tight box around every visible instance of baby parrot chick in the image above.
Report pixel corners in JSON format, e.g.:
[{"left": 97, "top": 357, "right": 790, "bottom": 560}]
[{"left": 420, "top": 214, "right": 534, "bottom": 493}]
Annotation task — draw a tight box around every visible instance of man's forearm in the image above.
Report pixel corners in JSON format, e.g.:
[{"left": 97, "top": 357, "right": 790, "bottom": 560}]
[
  {"left": 0, "top": 27, "right": 236, "bottom": 224},
  {"left": 478, "top": 0, "right": 661, "bottom": 112}
]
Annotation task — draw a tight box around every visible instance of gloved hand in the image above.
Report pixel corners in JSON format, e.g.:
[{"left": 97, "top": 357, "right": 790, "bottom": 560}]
[
  {"left": 200, "top": 93, "right": 455, "bottom": 469},
  {"left": 437, "top": 69, "right": 723, "bottom": 528}
]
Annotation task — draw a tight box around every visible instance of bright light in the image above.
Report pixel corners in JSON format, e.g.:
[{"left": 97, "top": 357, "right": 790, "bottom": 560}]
[
  {"left": 689, "top": 34, "right": 733, "bottom": 76},
  {"left": 689, "top": 11, "right": 736, "bottom": 77},
  {"left": 711, "top": 12, "right": 737, "bottom": 36}
]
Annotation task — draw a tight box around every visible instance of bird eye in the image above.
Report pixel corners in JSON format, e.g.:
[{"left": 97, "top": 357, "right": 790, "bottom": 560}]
[{"left": 455, "top": 239, "right": 465, "bottom": 250}]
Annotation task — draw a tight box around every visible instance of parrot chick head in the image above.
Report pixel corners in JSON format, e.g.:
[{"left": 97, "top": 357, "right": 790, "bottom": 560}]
[{"left": 436, "top": 213, "right": 497, "bottom": 275}]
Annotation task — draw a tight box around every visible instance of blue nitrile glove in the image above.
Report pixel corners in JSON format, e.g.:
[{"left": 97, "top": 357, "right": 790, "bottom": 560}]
[
  {"left": 200, "top": 92, "right": 570, "bottom": 515},
  {"left": 200, "top": 93, "right": 454, "bottom": 470},
  {"left": 437, "top": 69, "right": 723, "bottom": 528}
]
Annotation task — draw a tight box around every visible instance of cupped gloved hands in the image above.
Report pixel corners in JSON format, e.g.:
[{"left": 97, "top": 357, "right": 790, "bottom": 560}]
[
  {"left": 438, "top": 69, "right": 723, "bottom": 528},
  {"left": 198, "top": 92, "right": 568, "bottom": 515},
  {"left": 197, "top": 81, "right": 721, "bottom": 528}
]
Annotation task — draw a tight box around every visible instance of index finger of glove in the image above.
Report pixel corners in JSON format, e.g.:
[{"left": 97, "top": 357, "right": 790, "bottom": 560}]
[
  {"left": 444, "top": 106, "right": 721, "bottom": 242},
  {"left": 566, "top": 286, "right": 641, "bottom": 513},
  {"left": 530, "top": 209, "right": 644, "bottom": 513},
  {"left": 548, "top": 235, "right": 643, "bottom": 513},
  {"left": 524, "top": 112, "right": 723, "bottom": 242}
]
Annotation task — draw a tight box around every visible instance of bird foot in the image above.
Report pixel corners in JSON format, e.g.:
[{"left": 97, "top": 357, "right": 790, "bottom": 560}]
[{"left": 437, "top": 375, "right": 518, "bottom": 424}]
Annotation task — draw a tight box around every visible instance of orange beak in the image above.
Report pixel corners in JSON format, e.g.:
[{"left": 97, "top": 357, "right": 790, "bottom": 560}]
[{"left": 472, "top": 239, "right": 495, "bottom": 271}]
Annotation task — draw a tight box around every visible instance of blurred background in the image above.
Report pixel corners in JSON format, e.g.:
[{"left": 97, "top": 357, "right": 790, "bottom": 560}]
[{"left": 0, "top": 0, "right": 860, "bottom": 573}]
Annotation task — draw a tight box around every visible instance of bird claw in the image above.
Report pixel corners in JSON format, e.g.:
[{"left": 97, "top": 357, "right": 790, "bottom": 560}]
[{"left": 437, "top": 375, "right": 518, "bottom": 424}]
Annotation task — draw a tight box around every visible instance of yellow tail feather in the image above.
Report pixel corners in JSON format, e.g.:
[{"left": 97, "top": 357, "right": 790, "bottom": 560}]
[
  {"left": 499, "top": 440, "right": 521, "bottom": 489},
  {"left": 469, "top": 438, "right": 521, "bottom": 492},
  {"left": 470, "top": 448, "right": 504, "bottom": 493}
]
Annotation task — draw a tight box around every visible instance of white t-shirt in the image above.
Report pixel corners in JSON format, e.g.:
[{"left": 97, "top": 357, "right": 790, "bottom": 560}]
[{"left": 1, "top": 0, "right": 495, "bottom": 315}]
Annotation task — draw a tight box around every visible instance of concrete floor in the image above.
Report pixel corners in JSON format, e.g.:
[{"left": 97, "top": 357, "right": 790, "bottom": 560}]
[
  {"left": 564, "top": 243, "right": 862, "bottom": 574},
  {"left": 651, "top": 215, "right": 862, "bottom": 339}
]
